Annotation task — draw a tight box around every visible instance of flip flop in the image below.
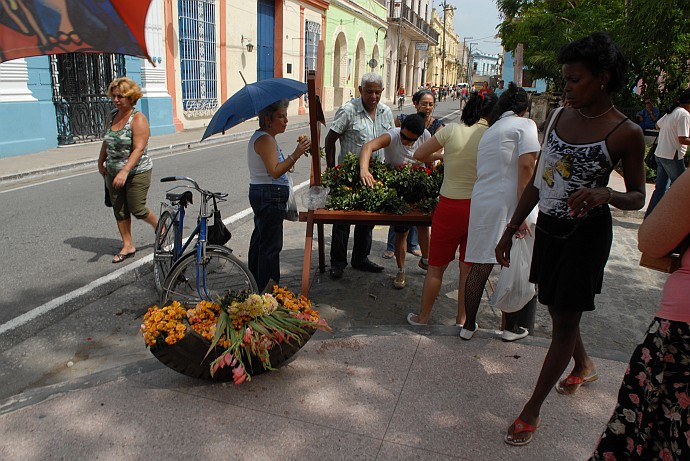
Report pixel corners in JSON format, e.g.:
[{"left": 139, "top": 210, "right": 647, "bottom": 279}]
[
  {"left": 112, "top": 251, "right": 136, "bottom": 264},
  {"left": 555, "top": 370, "right": 599, "bottom": 395},
  {"left": 504, "top": 418, "right": 539, "bottom": 446}
]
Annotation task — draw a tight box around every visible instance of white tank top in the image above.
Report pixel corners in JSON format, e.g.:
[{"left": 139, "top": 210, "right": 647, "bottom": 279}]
[{"left": 247, "top": 130, "right": 289, "bottom": 186}]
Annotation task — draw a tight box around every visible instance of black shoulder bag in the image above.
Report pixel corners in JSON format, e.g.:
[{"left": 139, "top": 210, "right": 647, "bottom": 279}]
[{"left": 207, "top": 196, "right": 232, "bottom": 246}]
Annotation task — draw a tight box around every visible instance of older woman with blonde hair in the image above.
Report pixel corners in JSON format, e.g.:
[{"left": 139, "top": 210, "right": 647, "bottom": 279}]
[{"left": 98, "top": 77, "right": 157, "bottom": 264}]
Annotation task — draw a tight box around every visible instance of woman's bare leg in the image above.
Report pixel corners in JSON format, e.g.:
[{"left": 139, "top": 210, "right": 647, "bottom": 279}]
[
  {"left": 413, "top": 263, "right": 448, "bottom": 323},
  {"left": 506, "top": 309, "right": 584, "bottom": 444}
]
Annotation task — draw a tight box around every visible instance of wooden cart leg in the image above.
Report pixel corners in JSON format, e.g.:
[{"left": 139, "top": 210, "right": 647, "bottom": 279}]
[
  {"left": 317, "top": 222, "right": 325, "bottom": 273},
  {"left": 301, "top": 213, "right": 315, "bottom": 295}
]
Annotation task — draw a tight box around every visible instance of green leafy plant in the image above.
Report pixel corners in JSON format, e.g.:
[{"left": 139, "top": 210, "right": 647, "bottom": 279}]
[{"left": 322, "top": 153, "right": 442, "bottom": 214}]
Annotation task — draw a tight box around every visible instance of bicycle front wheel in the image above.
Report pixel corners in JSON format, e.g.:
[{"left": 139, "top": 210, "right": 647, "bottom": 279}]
[
  {"left": 153, "top": 210, "right": 175, "bottom": 294},
  {"left": 160, "top": 248, "right": 258, "bottom": 307}
]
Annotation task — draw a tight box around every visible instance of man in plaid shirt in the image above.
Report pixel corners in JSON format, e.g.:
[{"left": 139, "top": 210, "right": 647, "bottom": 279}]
[{"left": 325, "top": 73, "right": 394, "bottom": 278}]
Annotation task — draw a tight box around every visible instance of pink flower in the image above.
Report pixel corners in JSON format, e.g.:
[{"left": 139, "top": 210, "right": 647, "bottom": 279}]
[
  {"left": 636, "top": 371, "right": 648, "bottom": 387},
  {"left": 243, "top": 327, "right": 252, "bottom": 344},
  {"left": 662, "top": 353, "right": 675, "bottom": 363},
  {"left": 676, "top": 392, "right": 690, "bottom": 409},
  {"left": 661, "top": 448, "right": 673, "bottom": 461},
  {"left": 636, "top": 445, "right": 643, "bottom": 455},
  {"left": 603, "top": 453, "right": 616, "bottom": 461},
  {"left": 629, "top": 393, "right": 640, "bottom": 405},
  {"left": 641, "top": 347, "right": 652, "bottom": 363},
  {"left": 659, "top": 320, "right": 671, "bottom": 336},
  {"left": 626, "top": 437, "right": 634, "bottom": 453},
  {"left": 232, "top": 364, "right": 247, "bottom": 385}
]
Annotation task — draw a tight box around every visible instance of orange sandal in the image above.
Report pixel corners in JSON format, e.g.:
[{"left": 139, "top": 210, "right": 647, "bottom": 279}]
[
  {"left": 555, "top": 371, "right": 599, "bottom": 395},
  {"left": 505, "top": 418, "right": 539, "bottom": 446}
]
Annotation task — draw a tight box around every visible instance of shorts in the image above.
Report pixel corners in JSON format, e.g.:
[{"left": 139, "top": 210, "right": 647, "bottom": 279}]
[
  {"left": 428, "top": 196, "right": 471, "bottom": 267},
  {"left": 529, "top": 209, "right": 612, "bottom": 311},
  {"left": 106, "top": 169, "right": 153, "bottom": 221}
]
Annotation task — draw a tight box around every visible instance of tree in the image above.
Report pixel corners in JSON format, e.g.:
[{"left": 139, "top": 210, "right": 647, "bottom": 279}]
[{"left": 496, "top": 0, "right": 690, "bottom": 108}]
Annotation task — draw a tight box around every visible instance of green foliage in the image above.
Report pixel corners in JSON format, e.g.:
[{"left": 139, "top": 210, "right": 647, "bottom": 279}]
[
  {"left": 321, "top": 153, "right": 442, "bottom": 214},
  {"left": 496, "top": 0, "right": 690, "bottom": 108}
]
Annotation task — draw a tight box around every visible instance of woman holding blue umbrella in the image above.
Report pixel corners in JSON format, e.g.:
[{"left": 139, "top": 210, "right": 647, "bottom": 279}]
[{"left": 247, "top": 99, "right": 311, "bottom": 292}]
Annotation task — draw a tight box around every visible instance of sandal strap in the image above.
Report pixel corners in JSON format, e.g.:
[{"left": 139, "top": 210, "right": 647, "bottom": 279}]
[
  {"left": 513, "top": 418, "right": 538, "bottom": 433},
  {"left": 563, "top": 374, "right": 585, "bottom": 386}
]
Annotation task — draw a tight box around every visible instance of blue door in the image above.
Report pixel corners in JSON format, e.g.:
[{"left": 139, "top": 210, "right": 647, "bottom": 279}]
[{"left": 257, "top": 0, "right": 275, "bottom": 81}]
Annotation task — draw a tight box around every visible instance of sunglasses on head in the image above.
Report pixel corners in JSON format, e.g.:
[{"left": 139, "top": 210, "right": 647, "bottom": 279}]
[{"left": 400, "top": 132, "right": 419, "bottom": 142}]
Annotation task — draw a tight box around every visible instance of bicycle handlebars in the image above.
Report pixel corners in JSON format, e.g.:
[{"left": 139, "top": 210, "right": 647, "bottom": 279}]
[{"left": 160, "top": 176, "right": 228, "bottom": 200}]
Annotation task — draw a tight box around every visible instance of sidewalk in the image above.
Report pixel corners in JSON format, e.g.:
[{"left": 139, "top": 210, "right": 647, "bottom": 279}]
[{"left": 0, "top": 108, "right": 664, "bottom": 460}]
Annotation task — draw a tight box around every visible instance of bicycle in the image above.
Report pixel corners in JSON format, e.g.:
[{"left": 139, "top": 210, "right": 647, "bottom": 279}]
[
  {"left": 397, "top": 94, "right": 405, "bottom": 111},
  {"left": 153, "top": 176, "right": 258, "bottom": 307}
]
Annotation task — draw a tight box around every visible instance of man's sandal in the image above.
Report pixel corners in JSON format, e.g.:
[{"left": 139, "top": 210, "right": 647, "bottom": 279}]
[
  {"left": 555, "top": 371, "right": 599, "bottom": 395},
  {"left": 504, "top": 418, "right": 539, "bottom": 446}
]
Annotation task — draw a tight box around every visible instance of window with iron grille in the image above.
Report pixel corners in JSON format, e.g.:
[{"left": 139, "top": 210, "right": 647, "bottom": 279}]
[{"left": 179, "top": 0, "right": 217, "bottom": 116}]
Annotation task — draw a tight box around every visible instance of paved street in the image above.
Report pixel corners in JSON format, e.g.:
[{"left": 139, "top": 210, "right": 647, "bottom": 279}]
[{"left": 0, "top": 99, "right": 667, "bottom": 460}]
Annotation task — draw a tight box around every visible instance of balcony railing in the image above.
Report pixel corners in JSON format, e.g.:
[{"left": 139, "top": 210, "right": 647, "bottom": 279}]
[{"left": 389, "top": 2, "right": 439, "bottom": 43}]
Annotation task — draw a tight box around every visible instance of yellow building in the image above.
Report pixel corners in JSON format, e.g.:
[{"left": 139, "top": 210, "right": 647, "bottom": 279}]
[{"left": 428, "top": 6, "right": 459, "bottom": 87}]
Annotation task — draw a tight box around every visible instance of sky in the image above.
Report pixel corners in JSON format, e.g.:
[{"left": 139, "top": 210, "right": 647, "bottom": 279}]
[{"left": 447, "top": 0, "right": 503, "bottom": 56}]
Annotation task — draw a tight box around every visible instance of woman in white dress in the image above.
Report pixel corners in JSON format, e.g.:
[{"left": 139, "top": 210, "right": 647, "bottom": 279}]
[{"left": 459, "top": 83, "right": 541, "bottom": 341}]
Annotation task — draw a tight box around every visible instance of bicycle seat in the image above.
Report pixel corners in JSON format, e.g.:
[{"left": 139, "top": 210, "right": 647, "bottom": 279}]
[{"left": 166, "top": 190, "right": 193, "bottom": 207}]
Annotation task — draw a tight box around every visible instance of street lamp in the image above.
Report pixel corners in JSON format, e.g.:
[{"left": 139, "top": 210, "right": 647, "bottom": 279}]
[{"left": 438, "top": 1, "right": 456, "bottom": 89}]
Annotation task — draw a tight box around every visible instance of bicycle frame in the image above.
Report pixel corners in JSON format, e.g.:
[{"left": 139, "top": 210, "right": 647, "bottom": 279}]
[{"left": 158, "top": 177, "right": 222, "bottom": 301}]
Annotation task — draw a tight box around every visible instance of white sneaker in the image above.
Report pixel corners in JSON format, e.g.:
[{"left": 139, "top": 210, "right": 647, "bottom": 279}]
[{"left": 394, "top": 271, "right": 406, "bottom": 289}]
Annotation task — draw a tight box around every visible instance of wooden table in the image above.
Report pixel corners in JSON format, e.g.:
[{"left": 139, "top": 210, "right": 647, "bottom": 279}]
[
  {"left": 298, "top": 72, "right": 432, "bottom": 295},
  {"left": 298, "top": 209, "right": 432, "bottom": 294}
]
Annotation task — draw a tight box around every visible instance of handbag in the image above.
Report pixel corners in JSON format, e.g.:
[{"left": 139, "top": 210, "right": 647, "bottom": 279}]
[
  {"left": 207, "top": 196, "right": 231, "bottom": 245},
  {"left": 639, "top": 235, "right": 689, "bottom": 273},
  {"left": 285, "top": 174, "right": 299, "bottom": 222},
  {"left": 644, "top": 136, "right": 658, "bottom": 170}
]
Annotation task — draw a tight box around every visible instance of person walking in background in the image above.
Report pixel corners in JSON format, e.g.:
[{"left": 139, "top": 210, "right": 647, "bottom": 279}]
[
  {"left": 636, "top": 98, "right": 660, "bottom": 131},
  {"left": 589, "top": 170, "right": 690, "bottom": 460},
  {"left": 406, "top": 92, "right": 498, "bottom": 327},
  {"left": 479, "top": 81, "right": 492, "bottom": 96},
  {"left": 247, "top": 99, "right": 311, "bottom": 292},
  {"left": 383, "top": 89, "right": 446, "bottom": 265},
  {"left": 359, "top": 114, "right": 430, "bottom": 289},
  {"left": 496, "top": 32, "right": 646, "bottom": 447},
  {"left": 458, "top": 83, "right": 541, "bottom": 342},
  {"left": 98, "top": 77, "right": 157, "bottom": 264},
  {"left": 325, "top": 73, "right": 394, "bottom": 279},
  {"left": 495, "top": 80, "right": 506, "bottom": 97},
  {"left": 644, "top": 89, "right": 690, "bottom": 217}
]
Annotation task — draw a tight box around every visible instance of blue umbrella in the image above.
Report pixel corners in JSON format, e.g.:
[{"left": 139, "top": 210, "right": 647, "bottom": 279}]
[{"left": 201, "top": 78, "right": 308, "bottom": 141}]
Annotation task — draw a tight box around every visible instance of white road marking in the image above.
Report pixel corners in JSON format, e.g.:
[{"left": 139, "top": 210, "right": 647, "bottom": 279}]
[{"left": 0, "top": 179, "right": 310, "bottom": 336}]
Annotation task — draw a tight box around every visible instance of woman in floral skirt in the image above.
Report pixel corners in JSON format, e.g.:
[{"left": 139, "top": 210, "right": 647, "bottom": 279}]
[{"left": 590, "top": 169, "right": 690, "bottom": 460}]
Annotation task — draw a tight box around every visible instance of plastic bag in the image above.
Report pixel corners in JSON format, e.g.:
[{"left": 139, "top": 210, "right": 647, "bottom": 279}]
[
  {"left": 285, "top": 174, "right": 299, "bottom": 222},
  {"left": 490, "top": 235, "right": 535, "bottom": 313},
  {"left": 301, "top": 186, "right": 330, "bottom": 210}
]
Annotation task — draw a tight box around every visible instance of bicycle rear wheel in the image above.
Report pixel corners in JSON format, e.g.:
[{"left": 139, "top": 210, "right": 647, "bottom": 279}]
[
  {"left": 160, "top": 247, "right": 258, "bottom": 307},
  {"left": 153, "top": 210, "right": 175, "bottom": 294}
]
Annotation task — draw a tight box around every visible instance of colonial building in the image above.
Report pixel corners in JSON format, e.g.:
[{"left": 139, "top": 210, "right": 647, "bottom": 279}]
[
  {"left": 383, "top": 0, "right": 439, "bottom": 102},
  {"left": 427, "top": 6, "right": 458, "bottom": 87},
  {"left": 0, "top": 0, "right": 442, "bottom": 158}
]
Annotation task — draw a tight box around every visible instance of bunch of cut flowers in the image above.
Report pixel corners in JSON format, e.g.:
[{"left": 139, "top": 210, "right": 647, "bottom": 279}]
[
  {"left": 322, "top": 153, "right": 442, "bottom": 214},
  {"left": 141, "top": 286, "right": 331, "bottom": 384}
]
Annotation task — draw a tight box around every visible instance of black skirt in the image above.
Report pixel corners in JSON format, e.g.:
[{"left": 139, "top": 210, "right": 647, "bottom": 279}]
[{"left": 529, "top": 208, "right": 612, "bottom": 311}]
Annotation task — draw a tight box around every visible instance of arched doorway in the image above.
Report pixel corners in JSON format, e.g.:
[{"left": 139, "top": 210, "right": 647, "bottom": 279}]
[{"left": 332, "top": 32, "right": 348, "bottom": 107}]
